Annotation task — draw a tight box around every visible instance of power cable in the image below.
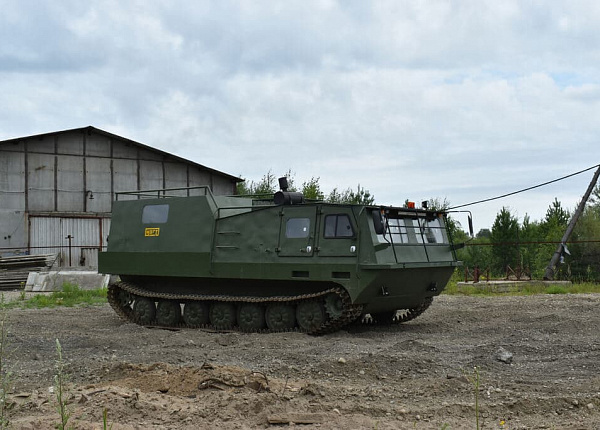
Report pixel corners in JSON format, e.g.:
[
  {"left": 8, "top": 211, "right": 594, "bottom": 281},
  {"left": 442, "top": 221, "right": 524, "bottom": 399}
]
[
  {"left": 464, "top": 239, "right": 600, "bottom": 247},
  {"left": 448, "top": 163, "right": 600, "bottom": 210}
]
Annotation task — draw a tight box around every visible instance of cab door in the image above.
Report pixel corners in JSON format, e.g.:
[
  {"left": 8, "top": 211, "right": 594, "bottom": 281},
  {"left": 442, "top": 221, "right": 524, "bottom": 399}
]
[
  {"left": 277, "top": 206, "right": 317, "bottom": 257},
  {"left": 315, "top": 207, "right": 358, "bottom": 257}
]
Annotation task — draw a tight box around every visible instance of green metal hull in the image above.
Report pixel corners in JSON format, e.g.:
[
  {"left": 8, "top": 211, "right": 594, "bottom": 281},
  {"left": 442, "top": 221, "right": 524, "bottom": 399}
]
[{"left": 98, "top": 186, "right": 462, "bottom": 332}]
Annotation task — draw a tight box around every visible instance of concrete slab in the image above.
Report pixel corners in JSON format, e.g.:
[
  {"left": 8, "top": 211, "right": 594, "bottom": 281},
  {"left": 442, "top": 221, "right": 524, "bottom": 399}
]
[{"left": 25, "top": 271, "right": 110, "bottom": 292}]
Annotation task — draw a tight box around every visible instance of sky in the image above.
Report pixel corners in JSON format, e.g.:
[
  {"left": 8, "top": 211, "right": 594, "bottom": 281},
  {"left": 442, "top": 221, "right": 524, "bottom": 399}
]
[{"left": 1, "top": 0, "right": 600, "bottom": 233}]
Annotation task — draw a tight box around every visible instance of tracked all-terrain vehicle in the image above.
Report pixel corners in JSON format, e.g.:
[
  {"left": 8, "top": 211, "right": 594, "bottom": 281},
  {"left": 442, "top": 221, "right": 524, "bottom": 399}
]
[{"left": 99, "top": 179, "right": 462, "bottom": 334}]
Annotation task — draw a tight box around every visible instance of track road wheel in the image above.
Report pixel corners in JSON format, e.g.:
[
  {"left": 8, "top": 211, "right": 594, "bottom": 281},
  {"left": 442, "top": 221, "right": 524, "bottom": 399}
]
[
  {"left": 324, "top": 293, "right": 344, "bottom": 320},
  {"left": 133, "top": 297, "right": 156, "bottom": 325},
  {"left": 156, "top": 300, "right": 181, "bottom": 326},
  {"left": 237, "top": 303, "right": 266, "bottom": 332},
  {"left": 183, "top": 301, "right": 210, "bottom": 326},
  {"left": 209, "top": 302, "right": 236, "bottom": 330},
  {"left": 296, "top": 301, "right": 326, "bottom": 332},
  {"left": 265, "top": 303, "right": 296, "bottom": 331},
  {"left": 372, "top": 310, "right": 397, "bottom": 325},
  {"left": 116, "top": 289, "right": 133, "bottom": 309}
]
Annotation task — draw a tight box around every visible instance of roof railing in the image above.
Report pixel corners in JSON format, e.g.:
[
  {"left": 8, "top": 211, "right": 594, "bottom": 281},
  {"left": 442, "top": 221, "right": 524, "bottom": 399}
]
[{"left": 115, "top": 186, "right": 214, "bottom": 200}]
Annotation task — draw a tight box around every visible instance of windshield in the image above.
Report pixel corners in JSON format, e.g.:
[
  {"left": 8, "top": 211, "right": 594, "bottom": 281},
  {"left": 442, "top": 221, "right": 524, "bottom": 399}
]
[
  {"left": 413, "top": 217, "right": 445, "bottom": 244},
  {"left": 376, "top": 214, "right": 448, "bottom": 245}
]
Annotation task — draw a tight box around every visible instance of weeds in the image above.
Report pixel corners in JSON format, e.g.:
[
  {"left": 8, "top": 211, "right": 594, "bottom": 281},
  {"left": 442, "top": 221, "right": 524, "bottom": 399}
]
[
  {"left": 465, "top": 366, "right": 481, "bottom": 430},
  {"left": 0, "top": 296, "right": 12, "bottom": 429},
  {"left": 103, "top": 408, "right": 113, "bottom": 430},
  {"left": 54, "top": 339, "right": 72, "bottom": 430}
]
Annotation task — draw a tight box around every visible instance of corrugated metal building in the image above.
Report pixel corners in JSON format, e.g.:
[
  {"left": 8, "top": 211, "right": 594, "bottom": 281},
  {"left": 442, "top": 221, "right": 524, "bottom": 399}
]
[{"left": 0, "top": 126, "right": 241, "bottom": 268}]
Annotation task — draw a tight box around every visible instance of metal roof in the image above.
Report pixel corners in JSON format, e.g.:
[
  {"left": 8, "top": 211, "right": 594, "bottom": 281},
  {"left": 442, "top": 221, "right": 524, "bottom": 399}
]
[{"left": 0, "top": 125, "right": 243, "bottom": 183}]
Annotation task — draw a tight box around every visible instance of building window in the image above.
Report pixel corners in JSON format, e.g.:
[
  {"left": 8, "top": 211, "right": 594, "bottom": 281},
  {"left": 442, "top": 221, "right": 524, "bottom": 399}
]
[
  {"left": 142, "top": 204, "right": 169, "bottom": 224},
  {"left": 286, "top": 218, "right": 310, "bottom": 238},
  {"left": 324, "top": 214, "right": 354, "bottom": 238}
]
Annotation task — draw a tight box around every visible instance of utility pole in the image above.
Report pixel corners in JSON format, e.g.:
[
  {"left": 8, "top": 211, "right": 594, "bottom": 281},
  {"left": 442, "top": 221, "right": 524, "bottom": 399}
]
[{"left": 543, "top": 165, "right": 600, "bottom": 280}]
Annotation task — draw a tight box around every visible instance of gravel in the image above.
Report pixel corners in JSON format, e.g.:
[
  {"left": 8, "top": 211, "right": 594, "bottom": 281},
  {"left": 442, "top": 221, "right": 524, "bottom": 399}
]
[{"left": 2, "top": 293, "right": 599, "bottom": 429}]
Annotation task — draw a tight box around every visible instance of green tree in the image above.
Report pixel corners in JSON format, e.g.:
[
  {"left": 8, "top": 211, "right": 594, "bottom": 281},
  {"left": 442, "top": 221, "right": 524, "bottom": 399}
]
[
  {"left": 426, "top": 197, "right": 462, "bottom": 240},
  {"left": 588, "top": 183, "right": 600, "bottom": 206},
  {"left": 490, "top": 207, "right": 520, "bottom": 275},
  {"left": 326, "top": 188, "right": 345, "bottom": 203},
  {"left": 476, "top": 229, "right": 491, "bottom": 239},
  {"left": 236, "top": 171, "right": 278, "bottom": 195},
  {"left": 327, "top": 184, "right": 375, "bottom": 205},
  {"left": 519, "top": 214, "right": 541, "bottom": 275},
  {"left": 281, "top": 169, "right": 297, "bottom": 192},
  {"left": 535, "top": 198, "right": 571, "bottom": 278},
  {"left": 301, "top": 177, "right": 325, "bottom": 200},
  {"left": 544, "top": 197, "right": 570, "bottom": 227},
  {"left": 571, "top": 202, "right": 600, "bottom": 281},
  {"left": 236, "top": 178, "right": 251, "bottom": 195},
  {"left": 457, "top": 236, "right": 493, "bottom": 274}
]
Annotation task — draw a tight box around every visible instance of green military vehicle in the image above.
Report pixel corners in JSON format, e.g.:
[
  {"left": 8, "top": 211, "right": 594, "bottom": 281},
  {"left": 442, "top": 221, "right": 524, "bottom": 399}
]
[{"left": 98, "top": 178, "right": 463, "bottom": 334}]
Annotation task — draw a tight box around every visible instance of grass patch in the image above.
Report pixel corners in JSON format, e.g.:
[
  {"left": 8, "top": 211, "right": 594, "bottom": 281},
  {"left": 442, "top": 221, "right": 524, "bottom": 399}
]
[
  {"left": 8, "top": 283, "right": 107, "bottom": 309},
  {"left": 545, "top": 285, "right": 568, "bottom": 294},
  {"left": 443, "top": 279, "right": 600, "bottom": 296},
  {"left": 443, "top": 282, "right": 493, "bottom": 296}
]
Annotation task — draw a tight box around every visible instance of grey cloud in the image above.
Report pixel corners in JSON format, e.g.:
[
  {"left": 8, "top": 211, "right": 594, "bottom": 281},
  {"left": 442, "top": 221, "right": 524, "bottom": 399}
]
[{"left": 1, "top": 0, "right": 600, "bottom": 231}]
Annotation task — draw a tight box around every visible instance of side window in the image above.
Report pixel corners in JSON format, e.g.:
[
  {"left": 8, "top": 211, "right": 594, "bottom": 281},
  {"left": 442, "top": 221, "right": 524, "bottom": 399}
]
[
  {"left": 286, "top": 218, "right": 310, "bottom": 238},
  {"left": 324, "top": 214, "right": 354, "bottom": 238},
  {"left": 142, "top": 204, "right": 169, "bottom": 224}
]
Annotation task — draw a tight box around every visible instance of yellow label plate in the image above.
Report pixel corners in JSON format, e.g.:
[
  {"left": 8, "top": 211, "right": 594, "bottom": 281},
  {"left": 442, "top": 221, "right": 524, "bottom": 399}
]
[{"left": 145, "top": 227, "right": 160, "bottom": 237}]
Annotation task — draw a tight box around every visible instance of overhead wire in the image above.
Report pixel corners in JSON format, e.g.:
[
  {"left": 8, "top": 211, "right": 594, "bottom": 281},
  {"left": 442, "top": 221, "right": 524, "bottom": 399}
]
[
  {"left": 464, "top": 239, "right": 600, "bottom": 247},
  {"left": 448, "top": 163, "right": 600, "bottom": 210}
]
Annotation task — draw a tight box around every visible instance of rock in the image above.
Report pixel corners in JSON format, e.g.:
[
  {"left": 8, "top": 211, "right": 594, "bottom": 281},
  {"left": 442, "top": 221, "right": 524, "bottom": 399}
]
[
  {"left": 587, "top": 403, "right": 595, "bottom": 410},
  {"left": 495, "top": 347, "right": 513, "bottom": 364},
  {"left": 447, "top": 374, "right": 469, "bottom": 384},
  {"left": 337, "top": 357, "right": 346, "bottom": 364}
]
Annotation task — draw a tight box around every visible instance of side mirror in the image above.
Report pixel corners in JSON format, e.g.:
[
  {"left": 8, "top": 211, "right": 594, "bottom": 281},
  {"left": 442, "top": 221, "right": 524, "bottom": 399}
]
[{"left": 468, "top": 215, "right": 474, "bottom": 237}]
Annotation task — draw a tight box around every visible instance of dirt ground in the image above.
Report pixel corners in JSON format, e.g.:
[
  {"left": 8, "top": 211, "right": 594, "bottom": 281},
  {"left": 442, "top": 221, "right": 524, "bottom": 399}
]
[{"left": 1, "top": 293, "right": 599, "bottom": 429}]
